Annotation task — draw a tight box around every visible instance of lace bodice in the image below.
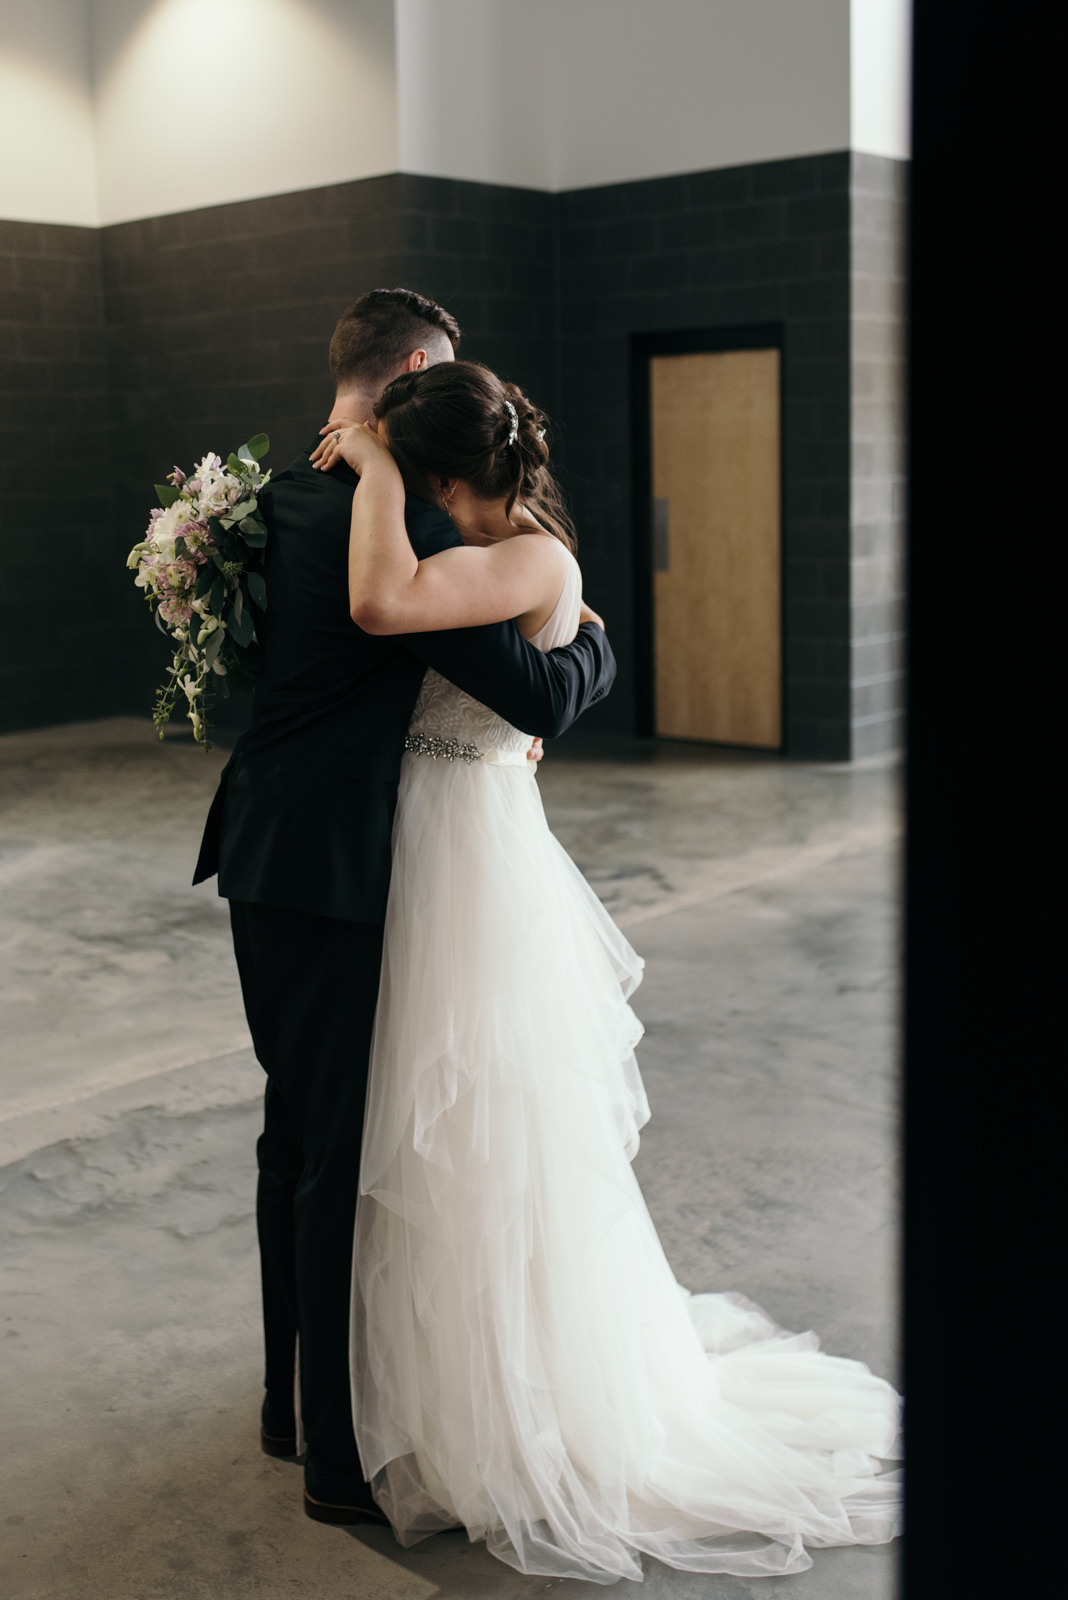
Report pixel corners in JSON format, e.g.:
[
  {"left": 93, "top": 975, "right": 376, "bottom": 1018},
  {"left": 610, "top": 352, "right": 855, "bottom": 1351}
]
[{"left": 406, "top": 549, "right": 581, "bottom": 764}]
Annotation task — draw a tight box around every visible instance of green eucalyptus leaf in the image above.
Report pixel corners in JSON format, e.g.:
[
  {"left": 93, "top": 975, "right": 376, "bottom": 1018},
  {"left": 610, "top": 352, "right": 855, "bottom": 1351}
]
[
  {"left": 195, "top": 565, "right": 213, "bottom": 598},
  {"left": 228, "top": 603, "right": 253, "bottom": 646},
  {"left": 246, "top": 433, "right": 269, "bottom": 461},
  {"left": 174, "top": 534, "right": 188, "bottom": 558},
  {"left": 230, "top": 498, "right": 257, "bottom": 521},
  {"left": 204, "top": 627, "right": 224, "bottom": 667},
  {"left": 155, "top": 485, "right": 180, "bottom": 509},
  {"left": 209, "top": 548, "right": 226, "bottom": 571},
  {"left": 210, "top": 578, "right": 225, "bottom": 612},
  {"left": 246, "top": 570, "right": 267, "bottom": 610},
  {"left": 240, "top": 521, "right": 268, "bottom": 548},
  {"left": 227, "top": 453, "right": 243, "bottom": 474}
]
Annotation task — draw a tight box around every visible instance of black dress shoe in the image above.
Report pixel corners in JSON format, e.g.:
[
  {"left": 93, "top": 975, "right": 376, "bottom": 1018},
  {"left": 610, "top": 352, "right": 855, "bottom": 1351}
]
[
  {"left": 261, "top": 1426, "right": 299, "bottom": 1458},
  {"left": 260, "top": 1395, "right": 297, "bottom": 1457},
  {"left": 303, "top": 1488, "right": 390, "bottom": 1526}
]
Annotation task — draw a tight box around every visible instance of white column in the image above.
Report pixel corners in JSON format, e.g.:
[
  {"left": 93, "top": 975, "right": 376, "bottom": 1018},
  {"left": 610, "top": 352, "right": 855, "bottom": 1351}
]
[{"left": 850, "top": 0, "right": 912, "bottom": 158}]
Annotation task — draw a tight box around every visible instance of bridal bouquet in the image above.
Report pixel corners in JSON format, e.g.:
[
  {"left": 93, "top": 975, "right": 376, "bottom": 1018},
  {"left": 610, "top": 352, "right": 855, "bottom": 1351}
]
[{"left": 126, "top": 435, "right": 270, "bottom": 748}]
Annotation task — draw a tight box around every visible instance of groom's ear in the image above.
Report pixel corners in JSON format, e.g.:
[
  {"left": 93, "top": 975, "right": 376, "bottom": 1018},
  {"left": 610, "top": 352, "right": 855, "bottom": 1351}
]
[{"left": 404, "top": 349, "right": 429, "bottom": 373}]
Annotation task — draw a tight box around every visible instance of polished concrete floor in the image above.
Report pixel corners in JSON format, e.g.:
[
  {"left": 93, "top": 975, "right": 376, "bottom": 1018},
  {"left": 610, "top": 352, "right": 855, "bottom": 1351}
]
[{"left": 0, "top": 718, "right": 901, "bottom": 1599}]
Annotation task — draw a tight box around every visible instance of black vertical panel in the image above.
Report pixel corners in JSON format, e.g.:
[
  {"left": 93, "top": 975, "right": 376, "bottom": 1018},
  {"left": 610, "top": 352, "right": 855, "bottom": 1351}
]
[{"left": 904, "top": 4, "right": 1057, "bottom": 1595}]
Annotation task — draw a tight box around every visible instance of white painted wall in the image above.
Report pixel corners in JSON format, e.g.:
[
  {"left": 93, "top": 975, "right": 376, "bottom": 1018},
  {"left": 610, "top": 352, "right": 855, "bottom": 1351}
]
[
  {"left": 397, "top": 0, "right": 855, "bottom": 192},
  {"left": 0, "top": 0, "right": 910, "bottom": 227},
  {"left": 0, "top": 0, "right": 98, "bottom": 226},
  {"left": 851, "top": 0, "right": 911, "bottom": 160},
  {"left": 554, "top": 0, "right": 854, "bottom": 189},
  {"left": 396, "top": 0, "right": 550, "bottom": 192},
  {"left": 91, "top": 0, "right": 397, "bottom": 225}
]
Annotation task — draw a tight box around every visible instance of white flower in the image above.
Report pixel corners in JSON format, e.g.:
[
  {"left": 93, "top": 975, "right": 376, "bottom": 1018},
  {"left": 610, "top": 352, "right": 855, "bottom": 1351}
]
[
  {"left": 151, "top": 499, "right": 197, "bottom": 560},
  {"left": 195, "top": 614, "right": 223, "bottom": 642},
  {"left": 195, "top": 463, "right": 243, "bottom": 519}
]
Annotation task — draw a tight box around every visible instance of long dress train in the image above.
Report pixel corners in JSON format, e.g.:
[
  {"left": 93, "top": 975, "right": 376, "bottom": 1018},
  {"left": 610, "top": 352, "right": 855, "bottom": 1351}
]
[{"left": 351, "top": 551, "right": 902, "bottom": 1583}]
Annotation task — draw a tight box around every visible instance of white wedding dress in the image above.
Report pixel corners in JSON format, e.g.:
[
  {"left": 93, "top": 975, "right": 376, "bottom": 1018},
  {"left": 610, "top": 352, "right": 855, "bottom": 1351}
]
[{"left": 351, "top": 550, "right": 902, "bottom": 1584}]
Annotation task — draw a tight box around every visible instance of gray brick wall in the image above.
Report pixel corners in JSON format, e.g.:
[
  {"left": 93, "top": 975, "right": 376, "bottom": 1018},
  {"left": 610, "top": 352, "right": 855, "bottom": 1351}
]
[
  {"left": 556, "top": 154, "right": 855, "bottom": 755},
  {"left": 1, "top": 155, "right": 905, "bottom": 754},
  {"left": 100, "top": 174, "right": 558, "bottom": 724},
  {"left": 850, "top": 153, "right": 907, "bottom": 758},
  {"left": 103, "top": 176, "right": 407, "bottom": 719},
  {"left": 0, "top": 220, "right": 110, "bottom": 732}
]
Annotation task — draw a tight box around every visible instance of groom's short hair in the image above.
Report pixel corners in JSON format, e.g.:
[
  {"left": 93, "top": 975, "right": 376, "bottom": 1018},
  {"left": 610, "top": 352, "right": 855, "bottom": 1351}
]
[{"left": 330, "top": 288, "right": 460, "bottom": 392}]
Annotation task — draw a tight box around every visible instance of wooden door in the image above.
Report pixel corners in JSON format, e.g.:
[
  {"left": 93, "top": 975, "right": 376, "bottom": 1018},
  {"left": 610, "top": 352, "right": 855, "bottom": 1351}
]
[{"left": 650, "top": 348, "right": 781, "bottom": 747}]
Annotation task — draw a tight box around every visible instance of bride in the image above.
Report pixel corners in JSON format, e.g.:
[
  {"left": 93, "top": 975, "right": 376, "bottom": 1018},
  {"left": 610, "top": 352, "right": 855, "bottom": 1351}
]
[{"left": 313, "top": 362, "right": 902, "bottom": 1584}]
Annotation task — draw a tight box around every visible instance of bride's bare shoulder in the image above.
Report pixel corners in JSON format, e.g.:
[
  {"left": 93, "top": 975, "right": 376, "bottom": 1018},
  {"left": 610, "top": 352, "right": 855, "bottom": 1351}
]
[{"left": 497, "top": 528, "right": 571, "bottom": 569}]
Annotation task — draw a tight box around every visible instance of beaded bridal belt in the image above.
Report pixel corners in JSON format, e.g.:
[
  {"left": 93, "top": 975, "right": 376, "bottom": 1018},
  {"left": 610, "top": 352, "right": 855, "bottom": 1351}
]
[{"left": 404, "top": 733, "right": 531, "bottom": 766}]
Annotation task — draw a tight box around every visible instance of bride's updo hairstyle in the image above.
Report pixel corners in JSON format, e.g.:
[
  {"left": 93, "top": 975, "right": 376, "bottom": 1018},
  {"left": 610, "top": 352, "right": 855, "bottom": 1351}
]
[{"left": 374, "top": 361, "right": 576, "bottom": 552}]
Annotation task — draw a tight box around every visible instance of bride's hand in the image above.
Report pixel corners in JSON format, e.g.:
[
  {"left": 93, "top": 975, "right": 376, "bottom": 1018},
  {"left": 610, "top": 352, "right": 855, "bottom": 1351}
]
[
  {"left": 311, "top": 421, "right": 395, "bottom": 476},
  {"left": 579, "top": 600, "right": 605, "bottom": 631}
]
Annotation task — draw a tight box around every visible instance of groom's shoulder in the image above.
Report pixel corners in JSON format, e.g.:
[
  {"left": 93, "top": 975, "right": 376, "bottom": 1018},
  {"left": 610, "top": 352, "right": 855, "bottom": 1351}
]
[
  {"left": 273, "top": 439, "right": 357, "bottom": 499},
  {"left": 262, "top": 442, "right": 357, "bottom": 537},
  {"left": 261, "top": 442, "right": 461, "bottom": 553}
]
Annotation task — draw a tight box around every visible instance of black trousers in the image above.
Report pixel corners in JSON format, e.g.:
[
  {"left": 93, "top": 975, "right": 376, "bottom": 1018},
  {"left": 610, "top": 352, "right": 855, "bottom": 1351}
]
[{"left": 229, "top": 900, "right": 383, "bottom": 1485}]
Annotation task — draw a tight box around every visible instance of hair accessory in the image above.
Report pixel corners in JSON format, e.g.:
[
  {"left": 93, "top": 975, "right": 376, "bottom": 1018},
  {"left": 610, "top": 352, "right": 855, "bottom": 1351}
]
[
  {"left": 536, "top": 427, "right": 545, "bottom": 441},
  {"left": 504, "top": 400, "right": 519, "bottom": 446}
]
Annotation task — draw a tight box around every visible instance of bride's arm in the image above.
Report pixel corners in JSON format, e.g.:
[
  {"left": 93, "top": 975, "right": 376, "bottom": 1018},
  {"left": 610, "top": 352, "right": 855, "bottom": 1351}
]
[{"left": 320, "top": 422, "right": 566, "bottom": 636}]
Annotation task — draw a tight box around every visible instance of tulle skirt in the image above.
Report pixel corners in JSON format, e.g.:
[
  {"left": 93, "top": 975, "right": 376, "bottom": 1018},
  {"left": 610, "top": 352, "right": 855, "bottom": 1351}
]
[{"left": 351, "top": 754, "right": 902, "bottom": 1583}]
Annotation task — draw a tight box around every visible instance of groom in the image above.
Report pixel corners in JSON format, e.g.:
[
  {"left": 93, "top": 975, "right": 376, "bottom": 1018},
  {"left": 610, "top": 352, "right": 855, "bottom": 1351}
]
[{"left": 193, "top": 288, "right": 615, "bottom": 1524}]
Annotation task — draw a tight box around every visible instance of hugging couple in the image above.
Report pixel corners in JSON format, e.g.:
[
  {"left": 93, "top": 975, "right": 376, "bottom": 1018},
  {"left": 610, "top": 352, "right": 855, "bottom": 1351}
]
[{"left": 194, "top": 288, "right": 901, "bottom": 1584}]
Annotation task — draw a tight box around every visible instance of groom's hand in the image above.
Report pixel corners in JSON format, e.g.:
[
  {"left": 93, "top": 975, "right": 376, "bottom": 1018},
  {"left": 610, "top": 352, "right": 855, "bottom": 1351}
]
[{"left": 527, "top": 738, "right": 544, "bottom": 763}]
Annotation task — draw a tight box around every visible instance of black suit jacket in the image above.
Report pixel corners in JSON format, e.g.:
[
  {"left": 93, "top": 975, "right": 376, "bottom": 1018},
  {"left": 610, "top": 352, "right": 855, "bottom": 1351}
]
[{"left": 193, "top": 441, "right": 615, "bottom": 922}]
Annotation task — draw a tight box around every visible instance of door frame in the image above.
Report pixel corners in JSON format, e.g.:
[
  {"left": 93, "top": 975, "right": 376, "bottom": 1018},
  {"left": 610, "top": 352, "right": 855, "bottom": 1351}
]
[{"left": 630, "top": 323, "right": 786, "bottom": 743}]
